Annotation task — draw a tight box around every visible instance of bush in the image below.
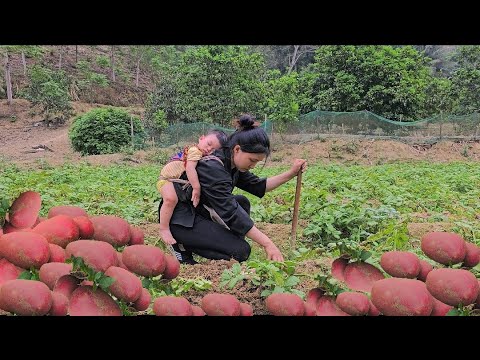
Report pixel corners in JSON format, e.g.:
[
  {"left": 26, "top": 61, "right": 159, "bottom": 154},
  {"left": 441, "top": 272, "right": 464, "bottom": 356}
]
[{"left": 69, "top": 107, "right": 146, "bottom": 155}]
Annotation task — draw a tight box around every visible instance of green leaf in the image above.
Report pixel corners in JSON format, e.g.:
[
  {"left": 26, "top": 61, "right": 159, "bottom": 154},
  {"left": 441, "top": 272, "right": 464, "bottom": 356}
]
[
  {"left": 260, "top": 289, "right": 272, "bottom": 297},
  {"left": 142, "top": 278, "right": 151, "bottom": 288},
  {"left": 18, "top": 271, "right": 32, "bottom": 280},
  {"left": 360, "top": 250, "right": 372, "bottom": 261},
  {"left": 98, "top": 276, "right": 115, "bottom": 290},
  {"left": 285, "top": 276, "right": 300, "bottom": 287},
  {"left": 446, "top": 308, "right": 460, "bottom": 316},
  {"left": 228, "top": 277, "right": 239, "bottom": 289}
]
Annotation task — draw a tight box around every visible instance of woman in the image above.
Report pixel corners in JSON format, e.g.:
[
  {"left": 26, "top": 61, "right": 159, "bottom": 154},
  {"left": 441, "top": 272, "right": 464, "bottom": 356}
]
[{"left": 158, "top": 114, "right": 307, "bottom": 264}]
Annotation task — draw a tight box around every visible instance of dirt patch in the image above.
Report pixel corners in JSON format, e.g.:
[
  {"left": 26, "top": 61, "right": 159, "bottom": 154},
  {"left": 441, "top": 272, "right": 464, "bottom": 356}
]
[
  {"left": 407, "top": 222, "right": 454, "bottom": 240},
  {"left": 0, "top": 99, "right": 147, "bottom": 167}
]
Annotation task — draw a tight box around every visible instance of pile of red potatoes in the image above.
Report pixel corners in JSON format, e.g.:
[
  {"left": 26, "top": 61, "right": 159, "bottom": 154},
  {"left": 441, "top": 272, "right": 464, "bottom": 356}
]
[
  {"left": 0, "top": 191, "right": 252, "bottom": 316},
  {"left": 264, "top": 231, "right": 480, "bottom": 316}
]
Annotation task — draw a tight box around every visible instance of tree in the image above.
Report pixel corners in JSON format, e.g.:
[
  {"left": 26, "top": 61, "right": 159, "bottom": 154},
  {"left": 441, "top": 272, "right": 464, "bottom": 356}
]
[
  {"left": 287, "top": 45, "right": 317, "bottom": 74},
  {"left": 23, "top": 65, "right": 72, "bottom": 127},
  {"left": 3, "top": 51, "right": 13, "bottom": 105},
  {"left": 110, "top": 46, "right": 116, "bottom": 82},
  {"left": 147, "top": 45, "right": 267, "bottom": 126},
  {"left": 304, "top": 45, "right": 435, "bottom": 120},
  {"left": 451, "top": 46, "right": 480, "bottom": 114},
  {"left": 128, "top": 46, "right": 157, "bottom": 87},
  {"left": 264, "top": 70, "right": 300, "bottom": 133}
]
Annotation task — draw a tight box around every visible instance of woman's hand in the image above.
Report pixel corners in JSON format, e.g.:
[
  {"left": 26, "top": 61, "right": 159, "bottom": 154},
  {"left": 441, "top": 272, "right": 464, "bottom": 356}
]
[
  {"left": 290, "top": 159, "right": 307, "bottom": 177},
  {"left": 265, "top": 243, "right": 284, "bottom": 262}
]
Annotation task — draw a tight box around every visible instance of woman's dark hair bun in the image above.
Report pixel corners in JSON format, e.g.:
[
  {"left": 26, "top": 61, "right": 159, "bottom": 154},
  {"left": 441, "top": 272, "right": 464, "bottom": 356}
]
[{"left": 234, "top": 114, "right": 259, "bottom": 131}]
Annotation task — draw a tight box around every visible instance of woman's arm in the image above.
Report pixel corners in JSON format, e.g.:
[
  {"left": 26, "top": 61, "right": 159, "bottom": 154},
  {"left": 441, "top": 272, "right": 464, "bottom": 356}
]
[
  {"left": 246, "top": 225, "right": 284, "bottom": 261},
  {"left": 265, "top": 159, "right": 307, "bottom": 192}
]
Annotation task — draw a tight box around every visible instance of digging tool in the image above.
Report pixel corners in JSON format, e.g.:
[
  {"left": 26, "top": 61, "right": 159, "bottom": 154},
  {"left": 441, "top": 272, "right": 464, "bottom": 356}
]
[{"left": 290, "top": 169, "right": 303, "bottom": 248}]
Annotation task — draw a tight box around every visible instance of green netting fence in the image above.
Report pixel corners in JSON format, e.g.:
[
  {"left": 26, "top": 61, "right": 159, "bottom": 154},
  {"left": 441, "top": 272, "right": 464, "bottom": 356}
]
[
  {"left": 150, "top": 110, "right": 480, "bottom": 148},
  {"left": 290, "top": 110, "right": 480, "bottom": 138},
  {"left": 148, "top": 121, "right": 273, "bottom": 148}
]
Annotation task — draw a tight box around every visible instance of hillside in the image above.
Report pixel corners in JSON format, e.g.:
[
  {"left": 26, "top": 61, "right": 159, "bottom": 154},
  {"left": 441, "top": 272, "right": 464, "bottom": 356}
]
[
  {"left": 2, "top": 45, "right": 153, "bottom": 107},
  {"left": 1, "top": 45, "right": 460, "bottom": 107},
  {"left": 2, "top": 99, "right": 480, "bottom": 169}
]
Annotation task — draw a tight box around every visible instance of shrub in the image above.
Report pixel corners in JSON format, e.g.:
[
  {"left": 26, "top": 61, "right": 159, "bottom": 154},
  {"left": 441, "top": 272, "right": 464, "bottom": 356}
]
[{"left": 69, "top": 107, "right": 145, "bottom": 155}]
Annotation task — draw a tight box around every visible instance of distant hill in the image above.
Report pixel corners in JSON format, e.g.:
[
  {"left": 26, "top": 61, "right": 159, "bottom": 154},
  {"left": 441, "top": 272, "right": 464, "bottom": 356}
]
[
  {"left": 415, "top": 45, "right": 459, "bottom": 75},
  {"left": 2, "top": 45, "right": 154, "bottom": 107}
]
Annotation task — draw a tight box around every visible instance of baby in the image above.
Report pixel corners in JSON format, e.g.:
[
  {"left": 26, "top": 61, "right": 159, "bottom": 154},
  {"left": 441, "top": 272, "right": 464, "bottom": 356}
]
[{"left": 157, "top": 129, "right": 227, "bottom": 245}]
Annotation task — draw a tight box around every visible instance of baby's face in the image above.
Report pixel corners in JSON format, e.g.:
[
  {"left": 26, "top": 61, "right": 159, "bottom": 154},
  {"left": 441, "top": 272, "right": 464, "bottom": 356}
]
[{"left": 197, "top": 134, "right": 222, "bottom": 155}]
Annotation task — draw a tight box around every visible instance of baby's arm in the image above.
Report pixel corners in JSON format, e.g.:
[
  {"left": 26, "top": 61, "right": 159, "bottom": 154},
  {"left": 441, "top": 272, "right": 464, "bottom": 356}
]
[{"left": 185, "top": 160, "right": 201, "bottom": 207}]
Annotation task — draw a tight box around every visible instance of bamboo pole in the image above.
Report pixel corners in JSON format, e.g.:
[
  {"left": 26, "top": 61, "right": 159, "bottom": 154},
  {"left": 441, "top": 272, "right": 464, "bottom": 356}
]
[{"left": 290, "top": 170, "right": 303, "bottom": 248}]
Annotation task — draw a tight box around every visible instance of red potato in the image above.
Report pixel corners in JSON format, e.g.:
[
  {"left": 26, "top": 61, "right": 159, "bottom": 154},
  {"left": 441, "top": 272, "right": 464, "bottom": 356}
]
[
  {"left": 191, "top": 305, "right": 206, "bottom": 316},
  {"left": 343, "top": 261, "right": 385, "bottom": 292},
  {"left": 9, "top": 191, "right": 42, "bottom": 229},
  {"left": 153, "top": 296, "right": 193, "bottom": 316},
  {"left": 39, "top": 262, "right": 73, "bottom": 290},
  {"left": 335, "top": 291, "right": 370, "bottom": 316},
  {"left": 331, "top": 257, "right": 349, "bottom": 281},
  {"left": 129, "top": 226, "right": 145, "bottom": 245},
  {"left": 371, "top": 278, "right": 434, "bottom": 316},
  {"left": 90, "top": 215, "right": 131, "bottom": 246},
  {"left": 133, "top": 288, "right": 151, "bottom": 311},
  {"left": 69, "top": 286, "right": 122, "bottom": 316},
  {"left": 265, "top": 293, "right": 304, "bottom": 316},
  {"left": 65, "top": 240, "right": 118, "bottom": 273},
  {"left": 2, "top": 221, "right": 27, "bottom": 234},
  {"left": 462, "top": 242, "right": 480, "bottom": 268},
  {"left": 304, "top": 302, "right": 317, "bottom": 316},
  {"left": 48, "top": 205, "right": 88, "bottom": 219},
  {"left": 239, "top": 302, "right": 253, "bottom": 316},
  {"left": 421, "top": 232, "right": 467, "bottom": 265},
  {"left": 202, "top": 293, "right": 242, "bottom": 316},
  {"left": 305, "top": 287, "right": 324, "bottom": 307},
  {"left": 48, "top": 243, "right": 66, "bottom": 263},
  {"left": 32, "top": 215, "right": 80, "bottom": 248},
  {"left": 368, "top": 300, "right": 381, "bottom": 316},
  {"left": 476, "top": 280, "right": 480, "bottom": 310},
  {"left": 380, "top": 251, "right": 421, "bottom": 278},
  {"left": 0, "top": 279, "right": 52, "bottom": 316},
  {"left": 48, "top": 292, "right": 69, "bottom": 316},
  {"left": 0, "top": 231, "right": 50, "bottom": 269},
  {"left": 315, "top": 296, "right": 350, "bottom": 316},
  {"left": 0, "top": 258, "right": 24, "bottom": 286},
  {"left": 430, "top": 297, "right": 453, "bottom": 316},
  {"left": 53, "top": 275, "right": 80, "bottom": 299},
  {"left": 104, "top": 266, "right": 143, "bottom": 303},
  {"left": 116, "top": 251, "right": 129, "bottom": 270},
  {"left": 72, "top": 216, "right": 94, "bottom": 239},
  {"left": 417, "top": 259, "right": 433, "bottom": 282},
  {"left": 425, "top": 268, "right": 479, "bottom": 306},
  {"left": 162, "top": 254, "right": 180, "bottom": 279},
  {"left": 33, "top": 217, "right": 46, "bottom": 227},
  {"left": 121, "top": 245, "right": 166, "bottom": 277}
]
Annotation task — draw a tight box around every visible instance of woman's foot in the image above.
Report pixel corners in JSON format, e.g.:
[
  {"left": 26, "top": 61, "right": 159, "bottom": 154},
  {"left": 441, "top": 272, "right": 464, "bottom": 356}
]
[{"left": 172, "top": 243, "right": 198, "bottom": 265}]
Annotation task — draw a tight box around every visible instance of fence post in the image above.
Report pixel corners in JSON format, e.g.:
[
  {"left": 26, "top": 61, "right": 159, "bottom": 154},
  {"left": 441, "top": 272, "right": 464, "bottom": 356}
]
[{"left": 130, "top": 116, "right": 134, "bottom": 149}]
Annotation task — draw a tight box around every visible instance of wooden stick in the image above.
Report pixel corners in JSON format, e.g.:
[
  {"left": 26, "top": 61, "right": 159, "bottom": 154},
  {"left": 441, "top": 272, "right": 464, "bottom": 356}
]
[{"left": 290, "top": 170, "right": 303, "bottom": 248}]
